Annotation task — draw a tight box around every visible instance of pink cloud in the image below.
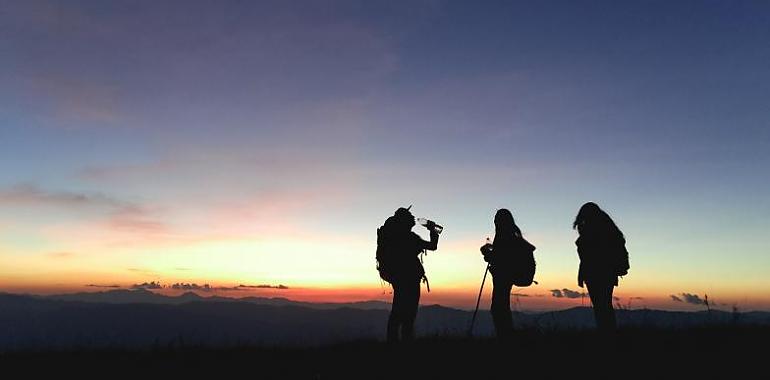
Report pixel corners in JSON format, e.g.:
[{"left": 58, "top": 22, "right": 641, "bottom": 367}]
[
  {"left": 0, "top": 184, "right": 169, "bottom": 233},
  {"left": 0, "top": 184, "right": 128, "bottom": 210}
]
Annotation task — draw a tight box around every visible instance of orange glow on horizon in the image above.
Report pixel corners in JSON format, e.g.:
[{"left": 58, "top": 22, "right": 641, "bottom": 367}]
[{"left": 3, "top": 279, "right": 768, "bottom": 312}]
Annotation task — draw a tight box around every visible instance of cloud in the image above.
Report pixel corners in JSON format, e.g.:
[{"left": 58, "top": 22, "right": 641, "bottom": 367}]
[
  {"left": 125, "top": 282, "right": 291, "bottom": 292},
  {"left": 0, "top": 184, "right": 130, "bottom": 210},
  {"left": 85, "top": 284, "right": 121, "bottom": 288},
  {"left": 131, "top": 281, "right": 163, "bottom": 290},
  {"left": 127, "top": 268, "right": 158, "bottom": 275},
  {"left": 235, "top": 284, "right": 290, "bottom": 290},
  {"left": 107, "top": 206, "right": 168, "bottom": 234},
  {"left": 680, "top": 293, "right": 707, "bottom": 306},
  {"left": 0, "top": 184, "right": 168, "bottom": 234},
  {"left": 550, "top": 288, "right": 585, "bottom": 299},
  {"left": 171, "top": 283, "right": 213, "bottom": 291},
  {"left": 562, "top": 289, "right": 585, "bottom": 299},
  {"left": 670, "top": 295, "right": 683, "bottom": 302},
  {"left": 213, "top": 284, "right": 290, "bottom": 291}
]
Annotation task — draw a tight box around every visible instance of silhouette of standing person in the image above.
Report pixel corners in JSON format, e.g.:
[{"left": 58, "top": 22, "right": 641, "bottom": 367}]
[
  {"left": 377, "top": 207, "right": 439, "bottom": 343},
  {"left": 480, "top": 209, "right": 535, "bottom": 340},
  {"left": 573, "top": 202, "right": 629, "bottom": 333}
]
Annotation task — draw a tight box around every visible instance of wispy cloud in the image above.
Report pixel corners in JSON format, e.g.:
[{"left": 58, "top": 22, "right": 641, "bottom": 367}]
[
  {"left": 121, "top": 281, "right": 290, "bottom": 292},
  {"left": 128, "top": 268, "right": 158, "bottom": 276},
  {"left": 0, "top": 184, "right": 129, "bottom": 210},
  {"left": 85, "top": 284, "right": 121, "bottom": 288},
  {"left": 234, "top": 284, "right": 290, "bottom": 290},
  {"left": 171, "top": 283, "right": 213, "bottom": 291},
  {"left": 122, "top": 281, "right": 291, "bottom": 292},
  {"left": 671, "top": 293, "right": 707, "bottom": 306},
  {"left": 107, "top": 207, "right": 167, "bottom": 234},
  {"left": 131, "top": 281, "right": 163, "bottom": 290},
  {"left": 681, "top": 293, "right": 707, "bottom": 306},
  {"left": 550, "top": 288, "right": 586, "bottom": 299},
  {"left": 0, "top": 184, "right": 168, "bottom": 235}
]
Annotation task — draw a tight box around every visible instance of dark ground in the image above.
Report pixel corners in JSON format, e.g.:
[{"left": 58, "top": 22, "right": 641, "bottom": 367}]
[{"left": 1, "top": 327, "right": 765, "bottom": 379}]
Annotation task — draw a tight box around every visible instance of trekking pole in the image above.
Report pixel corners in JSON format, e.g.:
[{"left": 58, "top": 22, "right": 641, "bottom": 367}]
[{"left": 468, "top": 262, "right": 490, "bottom": 337}]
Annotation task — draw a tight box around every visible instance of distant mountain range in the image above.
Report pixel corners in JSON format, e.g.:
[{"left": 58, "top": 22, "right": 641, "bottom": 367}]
[
  {"left": 46, "top": 288, "right": 392, "bottom": 310},
  {"left": 0, "top": 290, "right": 768, "bottom": 351}
]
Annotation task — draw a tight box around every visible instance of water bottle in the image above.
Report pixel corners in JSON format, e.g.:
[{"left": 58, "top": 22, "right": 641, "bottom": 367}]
[{"left": 416, "top": 217, "right": 443, "bottom": 234}]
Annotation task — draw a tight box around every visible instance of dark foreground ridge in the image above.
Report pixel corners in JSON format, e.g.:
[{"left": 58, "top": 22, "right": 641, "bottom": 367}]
[
  {"left": 2, "top": 291, "right": 770, "bottom": 351},
  {"left": 1, "top": 292, "right": 768, "bottom": 378},
  {"left": 1, "top": 328, "right": 766, "bottom": 379}
]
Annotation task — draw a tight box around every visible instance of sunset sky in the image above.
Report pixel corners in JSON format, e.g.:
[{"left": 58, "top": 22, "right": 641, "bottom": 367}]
[{"left": 1, "top": 0, "right": 768, "bottom": 311}]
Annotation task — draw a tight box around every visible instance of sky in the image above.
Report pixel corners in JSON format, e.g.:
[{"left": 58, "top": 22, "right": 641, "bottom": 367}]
[{"left": 0, "top": 0, "right": 768, "bottom": 311}]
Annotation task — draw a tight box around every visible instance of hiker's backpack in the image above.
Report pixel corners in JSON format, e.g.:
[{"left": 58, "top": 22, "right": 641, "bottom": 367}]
[
  {"left": 376, "top": 218, "right": 396, "bottom": 283},
  {"left": 511, "top": 237, "right": 536, "bottom": 287},
  {"left": 616, "top": 242, "right": 630, "bottom": 277}
]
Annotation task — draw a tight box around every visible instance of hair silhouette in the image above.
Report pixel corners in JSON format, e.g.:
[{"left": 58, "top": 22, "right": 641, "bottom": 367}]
[
  {"left": 494, "top": 208, "right": 522, "bottom": 239},
  {"left": 573, "top": 202, "right": 624, "bottom": 240}
]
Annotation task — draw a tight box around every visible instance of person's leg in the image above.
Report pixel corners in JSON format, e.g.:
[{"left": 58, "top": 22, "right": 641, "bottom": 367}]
[
  {"left": 587, "top": 281, "right": 605, "bottom": 329},
  {"left": 501, "top": 282, "right": 513, "bottom": 335},
  {"left": 606, "top": 284, "right": 617, "bottom": 330},
  {"left": 387, "top": 282, "right": 403, "bottom": 343},
  {"left": 587, "top": 281, "right": 615, "bottom": 332},
  {"left": 490, "top": 276, "right": 513, "bottom": 339},
  {"left": 400, "top": 279, "right": 421, "bottom": 341}
]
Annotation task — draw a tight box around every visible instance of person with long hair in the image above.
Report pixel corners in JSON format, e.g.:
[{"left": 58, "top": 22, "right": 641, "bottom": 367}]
[
  {"left": 573, "top": 202, "right": 629, "bottom": 332},
  {"left": 480, "top": 209, "right": 535, "bottom": 339}
]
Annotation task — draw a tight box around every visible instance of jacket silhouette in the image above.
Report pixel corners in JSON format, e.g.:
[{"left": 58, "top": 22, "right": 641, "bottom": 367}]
[
  {"left": 573, "top": 202, "right": 629, "bottom": 332},
  {"left": 379, "top": 207, "right": 439, "bottom": 342},
  {"left": 480, "top": 209, "right": 535, "bottom": 339}
]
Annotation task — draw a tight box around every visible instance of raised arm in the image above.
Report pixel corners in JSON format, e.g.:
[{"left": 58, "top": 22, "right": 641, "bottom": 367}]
[
  {"left": 423, "top": 229, "right": 439, "bottom": 251},
  {"left": 413, "top": 230, "right": 439, "bottom": 252}
]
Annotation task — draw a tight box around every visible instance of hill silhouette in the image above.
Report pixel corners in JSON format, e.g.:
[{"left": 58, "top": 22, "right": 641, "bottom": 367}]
[
  {"left": 1, "top": 291, "right": 768, "bottom": 351},
  {"left": 45, "top": 288, "right": 391, "bottom": 309}
]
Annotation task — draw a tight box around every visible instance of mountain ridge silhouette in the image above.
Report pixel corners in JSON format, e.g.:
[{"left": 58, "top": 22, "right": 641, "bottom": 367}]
[
  {"left": 43, "top": 289, "right": 392, "bottom": 310},
  {"left": 1, "top": 291, "right": 768, "bottom": 351}
]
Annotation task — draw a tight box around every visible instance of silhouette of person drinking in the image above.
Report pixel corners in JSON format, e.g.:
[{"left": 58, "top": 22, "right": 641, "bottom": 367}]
[
  {"left": 480, "top": 209, "right": 535, "bottom": 340},
  {"left": 377, "top": 206, "right": 440, "bottom": 343},
  {"left": 573, "top": 202, "right": 629, "bottom": 333}
]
